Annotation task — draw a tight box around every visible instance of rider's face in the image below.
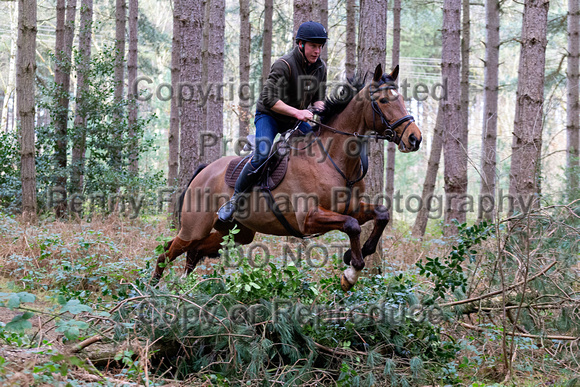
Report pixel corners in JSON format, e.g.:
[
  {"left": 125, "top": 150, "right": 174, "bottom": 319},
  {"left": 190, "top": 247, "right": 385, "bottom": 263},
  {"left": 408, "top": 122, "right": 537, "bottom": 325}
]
[{"left": 302, "top": 42, "right": 323, "bottom": 64}]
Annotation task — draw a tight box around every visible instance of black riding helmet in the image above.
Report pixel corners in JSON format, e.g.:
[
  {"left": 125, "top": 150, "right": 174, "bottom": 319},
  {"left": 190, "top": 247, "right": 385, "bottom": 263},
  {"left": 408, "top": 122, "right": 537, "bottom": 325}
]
[{"left": 295, "top": 21, "right": 328, "bottom": 46}]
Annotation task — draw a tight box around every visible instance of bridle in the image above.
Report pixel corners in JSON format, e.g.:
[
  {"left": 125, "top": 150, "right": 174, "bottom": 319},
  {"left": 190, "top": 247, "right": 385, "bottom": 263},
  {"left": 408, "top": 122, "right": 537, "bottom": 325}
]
[
  {"left": 369, "top": 84, "right": 415, "bottom": 144},
  {"left": 309, "top": 83, "right": 415, "bottom": 145}
]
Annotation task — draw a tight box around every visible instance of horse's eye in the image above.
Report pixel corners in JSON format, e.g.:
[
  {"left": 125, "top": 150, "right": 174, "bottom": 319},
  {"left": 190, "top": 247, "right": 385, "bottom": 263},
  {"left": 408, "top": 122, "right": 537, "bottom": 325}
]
[{"left": 379, "top": 98, "right": 389, "bottom": 104}]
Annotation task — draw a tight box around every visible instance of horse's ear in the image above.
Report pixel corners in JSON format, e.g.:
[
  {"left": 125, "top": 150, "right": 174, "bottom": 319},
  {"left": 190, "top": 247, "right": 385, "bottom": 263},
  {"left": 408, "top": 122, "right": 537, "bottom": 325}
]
[
  {"left": 389, "top": 65, "right": 399, "bottom": 81},
  {"left": 373, "top": 64, "right": 383, "bottom": 83}
]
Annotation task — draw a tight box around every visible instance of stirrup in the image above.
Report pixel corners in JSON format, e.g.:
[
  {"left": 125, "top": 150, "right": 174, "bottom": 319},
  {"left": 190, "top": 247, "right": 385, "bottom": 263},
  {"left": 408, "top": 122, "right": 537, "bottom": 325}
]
[{"left": 217, "top": 195, "right": 239, "bottom": 222}]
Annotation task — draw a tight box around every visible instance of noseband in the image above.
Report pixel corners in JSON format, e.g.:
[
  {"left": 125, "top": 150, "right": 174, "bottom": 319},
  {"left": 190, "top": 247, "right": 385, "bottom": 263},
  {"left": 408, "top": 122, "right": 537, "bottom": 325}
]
[{"left": 370, "top": 84, "right": 415, "bottom": 144}]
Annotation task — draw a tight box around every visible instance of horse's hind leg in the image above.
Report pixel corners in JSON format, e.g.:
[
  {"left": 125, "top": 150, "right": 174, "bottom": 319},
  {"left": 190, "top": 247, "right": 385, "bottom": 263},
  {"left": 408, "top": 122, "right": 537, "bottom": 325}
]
[
  {"left": 153, "top": 237, "right": 195, "bottom": 281},
  {"left": 184, "top": 224, "right": 256, "bottom": 275}
]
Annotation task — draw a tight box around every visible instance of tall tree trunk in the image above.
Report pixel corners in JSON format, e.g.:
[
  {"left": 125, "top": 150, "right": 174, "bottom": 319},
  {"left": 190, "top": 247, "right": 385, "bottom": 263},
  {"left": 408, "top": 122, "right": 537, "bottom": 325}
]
[
  {"left": 17, "top": 0, "right": 38, "bottom": 220},
  {"left": 169, "top": 0, "right": 182, "bottom": 218},
  {"left": 239, "top": 0, "right": 251, "bottom": 138},
  {"left": 479, "top": 0, "right": 500, "bottom": 221},
  {"left": 460, "top": 0, "right": 470, "bottom": 175},
  {"left": 54, "top": 0, "right": 77, "bottom": 217},
  {"left": 71, "top": 0, "right": 93, "bottom": 194},
  {"left": 442, "top": 0, "right": 465, "bottom": 235},
  {"left": 293, "top": 0, "right": 313, "bottom": 36},
  {"left": 357, "top": 0, "right": 387, "bottom": 273},
  {"left": 179, "top": 0, "right": 204, "bottom": 190},
  {"left": 204, "top": 0, "right": 225, "bottom": 163},
  {"left": 200, "top": 0, "right": 210, "bottom": 162},
  {"left": 261, "top": 0, "right": 273, "bottom": 88},
  {"left": 315, "top": 0, "right": 328, "bottom": 63},
  {"left": 413, "top": 103, "right": 444, "bottom": 238},
  {"left": 385, "top": 0, "right": 400, "bottom": 229},
  {"left": 345, "top": 0, "right": 356, "bottom": 79},
  {"left": 113, "top": 0, "right": 126, "bottom": 171},
  {"left": 508, "top": 0, "right": 549, "bottom": 213},
  {"left": 1, "top": 2, "right": 17, "bottom": 133},
  {"left": 127, "top": 0, "right": 139, "bottom": 174},
  {"left": 567, "top": 0, "right": 580, "bottom": 200}
]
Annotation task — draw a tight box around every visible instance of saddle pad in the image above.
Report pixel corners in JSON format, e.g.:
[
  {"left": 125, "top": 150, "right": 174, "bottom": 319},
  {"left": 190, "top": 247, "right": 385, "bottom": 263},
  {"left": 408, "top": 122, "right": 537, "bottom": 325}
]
[{"left": 225, "top": 156, "right": 288, "bottom": 190}]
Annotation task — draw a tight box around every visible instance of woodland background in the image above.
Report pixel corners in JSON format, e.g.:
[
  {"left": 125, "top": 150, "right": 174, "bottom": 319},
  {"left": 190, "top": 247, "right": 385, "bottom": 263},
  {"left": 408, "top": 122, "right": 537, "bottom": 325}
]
[{"left": 0, "top": 0, "right": 579, "bottom": 385}]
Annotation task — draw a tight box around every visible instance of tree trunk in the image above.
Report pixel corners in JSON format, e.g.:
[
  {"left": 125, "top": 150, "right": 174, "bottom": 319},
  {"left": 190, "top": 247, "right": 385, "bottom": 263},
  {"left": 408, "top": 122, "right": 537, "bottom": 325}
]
[
  {"left": 261, "top": 0, "right": 273, "bottom": 88},
  {"left": 204, "top": 0, "right": 225, "bottom": 163},
  {"left": 113, "top": 0, "right": 126, "bottom": 172},
  {"left": 442, "top": 0, "right": 465, "bottom": 235},
  {"left": 200, "top": 0, "right": 210, "bottom": 163},
  {"left": 127, "top": 0, "right": 139, "bottom": 174},
  {"left": 479, "top": 0, "right": 500, "bottom": 221},
  {"left": 169, "top": 0, "right": 182, "bottom": 218},
  {"left": 54, "top": 0, "right": 77, "bottom": 217},
  {"left": 385, "top": 0, "right": 400, "bottom": 229},
  {"left": 508, "top": 0, "right": 549, "bottom": 214},
  {"left": 71, "top": 0, "right": 93, "bottom": 194},
  {"left": 357, "top": 0, "right": 387, "bottom": 273},
  {"left": 460, "top": 0, "right": 470, "bottom": 178},
  {"left": 345, "top": 0, "right": 356, "bottom": 79},
  {"left": 315, "top": 0, "right": 328, "bottom": 63},
  {"left": 567, "top": 0, "right": 580, "bottom": 200},
  {"left": 1, "top": 2, "right": 17, "bottom": 133},
  {"left": 412, "top": 104, "right": 444, "bottom": 238},
  {"left": 293, "top": 0, "right": 313, "bottom": 36},
  {"left": 239, "top": 0, "right": 251, "bottom": 138},
  {"left": 17, "top": 0, "right": 38, "bottom": 220},
  {"left": 179, "top": 0, "right": 204, "bottom": 190}
]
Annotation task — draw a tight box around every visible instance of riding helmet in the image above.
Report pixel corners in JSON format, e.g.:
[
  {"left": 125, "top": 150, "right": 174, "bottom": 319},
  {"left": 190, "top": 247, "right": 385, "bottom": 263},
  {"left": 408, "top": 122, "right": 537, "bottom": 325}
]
[{"left": 295, "top": 21, "right": 328, "bottom": 45}]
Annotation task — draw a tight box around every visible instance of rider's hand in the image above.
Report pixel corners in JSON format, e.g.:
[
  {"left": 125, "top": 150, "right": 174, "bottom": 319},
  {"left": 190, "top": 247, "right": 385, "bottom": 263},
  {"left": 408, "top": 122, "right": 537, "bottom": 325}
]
[{"left": 295, "top": 109, "right": 313, "bottom": 122}]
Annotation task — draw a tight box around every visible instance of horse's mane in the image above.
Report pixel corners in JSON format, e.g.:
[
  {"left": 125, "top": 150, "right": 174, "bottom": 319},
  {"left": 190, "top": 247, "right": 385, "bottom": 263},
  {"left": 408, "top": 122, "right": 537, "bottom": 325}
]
[{"left": 318, "top": 72, "right": 395, "bottom": 124}]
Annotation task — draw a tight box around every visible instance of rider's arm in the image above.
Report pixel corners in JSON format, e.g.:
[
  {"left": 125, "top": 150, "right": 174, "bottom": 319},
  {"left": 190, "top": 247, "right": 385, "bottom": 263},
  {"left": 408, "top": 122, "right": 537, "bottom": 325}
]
[
  {"left": 271, "top": 100, "right": 312, "bottom": 122},
  {"left": 312, "top": 100, "right": 325, "bottom": 112}
]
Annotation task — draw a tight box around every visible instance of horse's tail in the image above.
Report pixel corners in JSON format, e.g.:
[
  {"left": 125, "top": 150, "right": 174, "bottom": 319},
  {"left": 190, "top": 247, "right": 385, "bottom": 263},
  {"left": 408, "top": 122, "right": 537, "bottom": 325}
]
[{"left": 178, "top": 164, "right": 209, "bottom": 227}]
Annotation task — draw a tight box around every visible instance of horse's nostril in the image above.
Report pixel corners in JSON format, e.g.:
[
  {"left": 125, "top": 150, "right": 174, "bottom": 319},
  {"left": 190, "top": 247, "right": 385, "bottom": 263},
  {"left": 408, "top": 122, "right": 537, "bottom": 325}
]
[{"left": 409, "top": 134, "right": 417, "bottom": 147}]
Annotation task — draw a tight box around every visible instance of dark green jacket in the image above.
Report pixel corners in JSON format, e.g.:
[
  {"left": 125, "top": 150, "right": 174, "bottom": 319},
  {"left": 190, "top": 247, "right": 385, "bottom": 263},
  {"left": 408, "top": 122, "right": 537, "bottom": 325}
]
[{"left": 257, "top": 46, "right": 327, "bottom": 131}]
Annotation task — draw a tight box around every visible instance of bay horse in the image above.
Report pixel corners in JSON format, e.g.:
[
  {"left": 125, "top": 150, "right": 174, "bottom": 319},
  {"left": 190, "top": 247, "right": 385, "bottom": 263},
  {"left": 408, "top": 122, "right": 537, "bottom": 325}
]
[{"left": 153, "top": 64, "right": 422, "bottom": 291}]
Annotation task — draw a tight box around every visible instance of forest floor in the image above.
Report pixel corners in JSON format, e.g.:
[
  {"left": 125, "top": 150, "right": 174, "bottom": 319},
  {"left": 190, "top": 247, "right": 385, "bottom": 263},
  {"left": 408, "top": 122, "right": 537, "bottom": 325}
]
[{"left": 0, "top": 214, "right": 577, "bottom": 386}]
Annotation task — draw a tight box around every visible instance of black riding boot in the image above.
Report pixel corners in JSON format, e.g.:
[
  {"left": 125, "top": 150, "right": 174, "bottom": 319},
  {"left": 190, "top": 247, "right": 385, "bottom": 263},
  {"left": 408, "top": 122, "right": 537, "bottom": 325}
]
[{"left": 217, "top": 161, "right": 259, "bottom": 222}]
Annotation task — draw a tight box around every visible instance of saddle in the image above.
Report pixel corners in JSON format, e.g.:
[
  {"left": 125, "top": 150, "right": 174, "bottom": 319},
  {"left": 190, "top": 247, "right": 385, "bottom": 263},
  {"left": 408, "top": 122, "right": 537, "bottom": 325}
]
[
  {"left": 224, "top": 140, "right": 290, "bottom": 190},
  {"left": 223, "top": 128, "right": 319, "bottom": 239}
]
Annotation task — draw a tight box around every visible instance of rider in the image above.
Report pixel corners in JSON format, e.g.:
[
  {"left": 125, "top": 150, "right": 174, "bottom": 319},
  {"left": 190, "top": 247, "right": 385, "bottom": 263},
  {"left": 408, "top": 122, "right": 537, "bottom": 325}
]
[{"left": 218, "top": 21, "right": 328, "bottom": 222}]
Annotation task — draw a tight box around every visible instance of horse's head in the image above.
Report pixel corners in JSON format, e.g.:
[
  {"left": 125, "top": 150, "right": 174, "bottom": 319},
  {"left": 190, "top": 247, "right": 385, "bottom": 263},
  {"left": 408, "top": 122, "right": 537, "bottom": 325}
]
[{"left": 367, "top": 64, "right": 422, "bottom": 152}]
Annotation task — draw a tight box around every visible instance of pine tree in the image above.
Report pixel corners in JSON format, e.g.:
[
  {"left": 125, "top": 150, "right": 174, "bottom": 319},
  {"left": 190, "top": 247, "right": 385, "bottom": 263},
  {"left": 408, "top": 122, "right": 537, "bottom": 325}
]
[
  {"left": 508, "top": 0, "right": 550, "bottom": 213},
  {"left": 442, "top": 0, "right": 465, "bottom": 234},
  {"left": 71, "top": 0, "right": 93, "bottom": 193},
  {"left": 479, "top": 0, "right": 500, "bottom": 221},
  {"left": 17, "top": 0, "right": 38, "bottom": 220}
]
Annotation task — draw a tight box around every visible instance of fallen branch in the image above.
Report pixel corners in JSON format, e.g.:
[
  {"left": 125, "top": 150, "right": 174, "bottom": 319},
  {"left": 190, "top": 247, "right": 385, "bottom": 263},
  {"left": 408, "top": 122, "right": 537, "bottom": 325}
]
[
  {"left": 313, "top": 342, "right": 367, "bottom": 357},
  {"left": 441, "top": 260, "right": 557, "bottom": 308},
  {"left": 72, "top": 336, "right": 102, "bottom": 353},
  {"left": 457, "top": 321, "right": 579, "bottom": 341}
]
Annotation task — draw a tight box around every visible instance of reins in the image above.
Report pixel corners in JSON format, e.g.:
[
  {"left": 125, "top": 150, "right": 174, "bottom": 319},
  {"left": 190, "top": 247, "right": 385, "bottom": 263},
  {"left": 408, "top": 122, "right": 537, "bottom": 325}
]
[{"left": 308, "top": 84, "right": 415, "bottom": 145}]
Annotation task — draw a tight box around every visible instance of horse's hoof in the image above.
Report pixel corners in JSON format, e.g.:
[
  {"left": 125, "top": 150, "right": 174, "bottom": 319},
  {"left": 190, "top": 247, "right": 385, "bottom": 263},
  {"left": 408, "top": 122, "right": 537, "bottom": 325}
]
[{"left": 340, "top": 273, "right": 354, "bottom": 292}]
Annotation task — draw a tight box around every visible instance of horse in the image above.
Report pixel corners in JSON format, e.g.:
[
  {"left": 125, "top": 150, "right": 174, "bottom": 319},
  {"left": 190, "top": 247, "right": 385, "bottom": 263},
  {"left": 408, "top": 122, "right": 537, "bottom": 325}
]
[{"left": 153, "top": 64, "right": 422, "bottom": 291}]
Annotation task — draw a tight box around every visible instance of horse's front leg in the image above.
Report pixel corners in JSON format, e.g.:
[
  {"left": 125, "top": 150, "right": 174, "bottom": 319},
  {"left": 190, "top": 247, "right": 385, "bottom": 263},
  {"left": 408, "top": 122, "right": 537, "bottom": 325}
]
[
  {"left": 300, "top": 206, "right": 364, "bottom": 291},
  {"left": 343, "top": 202, "right": 390, "bottom": 265}
]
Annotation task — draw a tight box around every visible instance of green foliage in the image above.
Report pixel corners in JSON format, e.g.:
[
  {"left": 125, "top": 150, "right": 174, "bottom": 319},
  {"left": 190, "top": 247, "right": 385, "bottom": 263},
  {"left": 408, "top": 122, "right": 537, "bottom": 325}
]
[
  {"left": 0, "top": 131, "right": 20, "bottom": 211},
  {"left": 107, "top": 229, "right": 460, "bottom": 384},
  {"left": 417, "top": 221, "right": 494, "bottom": 305}
]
